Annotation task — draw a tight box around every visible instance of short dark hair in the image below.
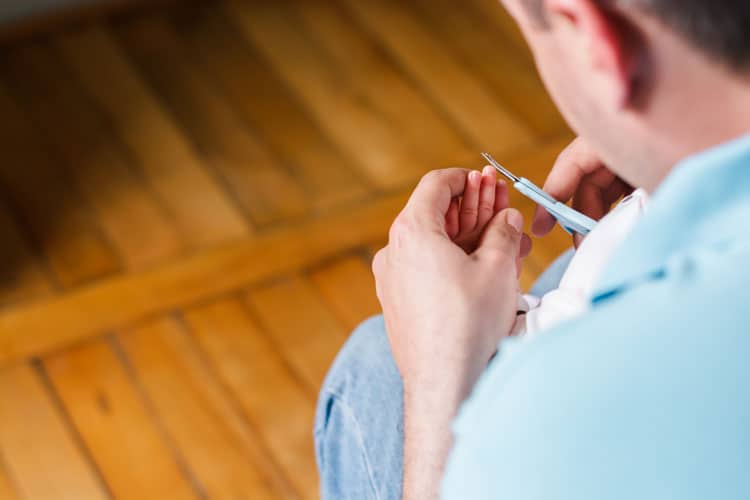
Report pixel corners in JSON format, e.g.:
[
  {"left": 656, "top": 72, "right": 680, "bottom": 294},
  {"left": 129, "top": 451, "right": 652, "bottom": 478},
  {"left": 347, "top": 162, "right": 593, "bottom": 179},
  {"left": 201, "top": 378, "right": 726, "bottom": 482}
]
[{"left": 525, "top": 0, "right": 750, "bottom": 70}]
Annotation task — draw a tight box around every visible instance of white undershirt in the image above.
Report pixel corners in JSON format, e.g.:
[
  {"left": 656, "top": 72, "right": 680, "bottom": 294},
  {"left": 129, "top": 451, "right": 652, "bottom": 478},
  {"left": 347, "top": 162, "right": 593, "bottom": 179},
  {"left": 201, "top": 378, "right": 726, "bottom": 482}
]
[{"left": 514, "top": 189, "right": 650, "bottom": 337}]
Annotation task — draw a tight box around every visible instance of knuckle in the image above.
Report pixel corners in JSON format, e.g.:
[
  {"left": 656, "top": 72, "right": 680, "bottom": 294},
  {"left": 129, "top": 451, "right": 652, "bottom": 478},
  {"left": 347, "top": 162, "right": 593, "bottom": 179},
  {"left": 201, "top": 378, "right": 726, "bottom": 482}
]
[
  {"left": 388, "top": 216, "right": 404, "bottom": 238},
  {"left": 371, "top": 249, "right": 384, "bottom": 275},
  {"left": 484, "top": 246, "right": 516, "bottom": 265},
  {"left": 461, "top": 206, "right": 478, "bottom": 217},
  {"left": 388, "top": 214, "right": 405, "bottom": 236},
  {"left": 419, "top": 169, "right": 441, "bottom": 185},
  {"left": 556, "top": 138, "right": 583, "bottom": 165},
  {"left": 388, "top": 214, "right": 415, "bottom": 244},
  {"left": 555, "top": 147, "right": 571, "bottom": 167},
  {"left": 478, "top": 200, "right": 494, "bottom": 214}
]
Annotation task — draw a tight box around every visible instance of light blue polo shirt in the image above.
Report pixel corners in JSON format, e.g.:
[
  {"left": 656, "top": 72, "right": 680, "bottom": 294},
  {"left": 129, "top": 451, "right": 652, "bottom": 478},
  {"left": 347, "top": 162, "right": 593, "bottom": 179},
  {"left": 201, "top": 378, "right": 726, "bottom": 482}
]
[{"left": 442, "top": 135, "right": 750, "bottom": 499}]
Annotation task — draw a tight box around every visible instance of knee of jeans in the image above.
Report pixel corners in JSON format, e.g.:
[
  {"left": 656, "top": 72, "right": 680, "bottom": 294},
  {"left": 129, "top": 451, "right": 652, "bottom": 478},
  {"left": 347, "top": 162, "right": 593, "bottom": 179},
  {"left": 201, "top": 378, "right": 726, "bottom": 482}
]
[{"left": 314, "top": 314, "right": 401, "bottom": 439}]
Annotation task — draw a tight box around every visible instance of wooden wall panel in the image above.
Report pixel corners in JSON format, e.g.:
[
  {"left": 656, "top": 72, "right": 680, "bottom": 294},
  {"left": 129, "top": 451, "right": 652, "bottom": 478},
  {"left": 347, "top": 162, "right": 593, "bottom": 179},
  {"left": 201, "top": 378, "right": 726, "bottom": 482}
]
[
  {"left": 0, "top": 81, "right": 120, "bottom": 287},
  {"left": 171, "top": 4, "right": 369, "bottom": 210},
  {"left": 57, "top": 27, "right": 250, "bottom": 247},
  {"left": 0, "top": 43, "right": 184, "bottom": 270},
  {"left": 337, "top": 0, "right": 535, "bottom": 152},
  {"left": 115, "top": 15, "right": 310, "bottom": 227}
]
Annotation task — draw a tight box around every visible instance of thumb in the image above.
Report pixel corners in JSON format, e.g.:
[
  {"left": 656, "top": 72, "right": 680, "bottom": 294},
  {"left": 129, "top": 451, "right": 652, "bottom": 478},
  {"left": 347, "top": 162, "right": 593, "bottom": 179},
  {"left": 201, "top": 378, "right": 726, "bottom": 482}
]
[{"left": 476, "top": 208, "right": 524, "bottom": 263}]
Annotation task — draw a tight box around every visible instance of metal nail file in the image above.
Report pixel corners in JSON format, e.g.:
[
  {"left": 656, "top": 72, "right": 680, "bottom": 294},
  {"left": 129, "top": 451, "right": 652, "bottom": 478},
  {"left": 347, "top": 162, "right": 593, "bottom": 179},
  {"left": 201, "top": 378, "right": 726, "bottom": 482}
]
[{"left": 481, "top": 152, "right": 597, "bottom": 236}]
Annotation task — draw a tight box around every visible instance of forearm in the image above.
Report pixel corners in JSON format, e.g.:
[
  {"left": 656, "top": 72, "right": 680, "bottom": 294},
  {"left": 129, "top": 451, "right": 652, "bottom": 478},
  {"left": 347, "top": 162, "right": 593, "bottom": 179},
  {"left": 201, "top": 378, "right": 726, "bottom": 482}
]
[
  {"left": 402, "top": 389, "right": 459, "bottom": 500},
  {"left": 402, "top": 367, "right": 479, "bottom": 500}
]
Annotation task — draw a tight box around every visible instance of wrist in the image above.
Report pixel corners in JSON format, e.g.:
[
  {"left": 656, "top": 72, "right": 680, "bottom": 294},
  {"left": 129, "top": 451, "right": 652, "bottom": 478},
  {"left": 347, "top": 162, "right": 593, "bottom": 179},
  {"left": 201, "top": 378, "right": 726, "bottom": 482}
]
[{"left": 402, "top": 385, "right": 460, "bottom": 500}]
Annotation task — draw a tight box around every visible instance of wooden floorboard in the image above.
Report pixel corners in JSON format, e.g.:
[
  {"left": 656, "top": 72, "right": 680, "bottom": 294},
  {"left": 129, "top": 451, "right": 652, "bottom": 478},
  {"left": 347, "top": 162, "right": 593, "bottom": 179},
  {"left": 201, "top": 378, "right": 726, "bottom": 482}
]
[
  {"left": 170, "top": 3, "right": 372, "bottom": 211},
  {"left": 0, "top": 190, "right": 408, "bottom": 366},
  {"left": 184, "top": 299, "right": 319, "bottom": 500},
  {"left": 245, "top": 276, "right": 350, "bottom": 392},
  {"left": 308, "top": 255, "right": 381, "bottom": 332},
  {"left": 0, "top": 42, "right": 186, "bottom": 271},
  {"left": 0, "top": 0, "right": 573, "bottom": 496},
  {"left": 0, "top": 363, "right": 109, "bottom": 499},
  {"left": 291, "top": 0, "right": 475, "bottom": 171},
  {"left": 0, "top": 460, "right": 19, "bottom": 500},
  {"left": 56, "top": 26, "right": 251, "bottom": 247},
  {"left": 117, "top": 317, "right": 290, "bottom": 499},
  {"left": 113, "top": 13, "right": 311, "bottom": 227},
  {"left": 409, "top": 0, "right": 568, "bottom": 138},
  {"left": 0, "top": 80, "right": 121, "bottom": 288},
  {"left": 44, "top": 340, "right": 200, "bottom": 499},
  {"left": 0, "top": 202, "right": 55, "bottom": 307},
  {"left": 338, "top": 0, "right": 536, "bottom": 152}
]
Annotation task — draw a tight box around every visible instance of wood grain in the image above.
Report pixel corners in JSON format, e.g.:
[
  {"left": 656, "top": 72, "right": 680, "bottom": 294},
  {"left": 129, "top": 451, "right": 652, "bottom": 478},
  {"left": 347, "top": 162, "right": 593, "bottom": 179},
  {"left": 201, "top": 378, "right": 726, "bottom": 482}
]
[
  {"left": 0, "top": 202, "right": 54, "bottom": 307},
  {"left": 184, "top": 299, "right": 319, "bottom": 500},
  {"left": 237, "top": 0, "right": 474, "bottom": 187},
  {"left": 171, "top": 3, "right": 369, "bottom": 210},
  {"left": 0, "top": 363, "right": 108, "bottom": 499},
  {"left": 246, "top": 276, "right": 349, "bottom": 391},
  {"left": 338, "top": 0, "right": 536, "bottom": 152},
  {"left": 0, "top": 191, "right": 408, "bottom": 365},
  {"left": 56, "top": 26, "right": 250, "bottom": 247},
  {"left": 44, "top": 341, "right": 198, "bottom": 499},
  {"left": 115, "top": 14, "right": 310, "bottom": 226},
  {"left": 0, "top": 42, "right": 185, "bottom": 271},
  {"left": 309, "top": 255, "right": 381, "bottom": 332},
  {"left": 292, "top": 0, "right": 474, "bottom": 170},
  {"left": 0, "top": 3, "right": 578, "bottom": 496},
  {"left": 119, "top": 317, "right": 289, "bottom": 499},
  {"left": 226, "top": 0, "right": 424, "bottom": 188},
  {"left": 465, "top": 0, "right": 532, "bottom": 55},
  {"left": 0, "top": 80, "right": 120, "bottom": 288},
  {"left": 409, "top": 0, "right": 568, "bottom": 138},
  {"left": 0, "top": 463, "right": 18, "bottom": 500}
]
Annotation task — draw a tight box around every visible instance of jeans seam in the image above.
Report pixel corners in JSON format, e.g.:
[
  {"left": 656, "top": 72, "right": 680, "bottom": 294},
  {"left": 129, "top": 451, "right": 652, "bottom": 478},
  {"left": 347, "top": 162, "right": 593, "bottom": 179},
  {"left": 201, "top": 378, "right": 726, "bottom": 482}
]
[{"left": 320, "top": 389, "right": 383, "bottom": 500}]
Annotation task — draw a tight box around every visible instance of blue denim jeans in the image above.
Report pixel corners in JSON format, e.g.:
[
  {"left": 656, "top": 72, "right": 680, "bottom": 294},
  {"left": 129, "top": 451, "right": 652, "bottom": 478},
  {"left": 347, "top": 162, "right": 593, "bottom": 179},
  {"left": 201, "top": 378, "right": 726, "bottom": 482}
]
[{"left": 314, "top": 250, "right": 574, "bottom": 499}]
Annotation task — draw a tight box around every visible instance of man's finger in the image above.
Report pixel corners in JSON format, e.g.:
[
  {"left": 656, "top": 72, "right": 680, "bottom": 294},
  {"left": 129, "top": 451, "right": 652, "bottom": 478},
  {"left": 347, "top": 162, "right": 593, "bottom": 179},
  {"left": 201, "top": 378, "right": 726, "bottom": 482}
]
[
  {"left": 445, "top": 198, "right": 460, "bottom": 239},
  {"left": 532, "top": 138, "right": 604, "bottom": 236},
  {"left": 372, "top": 247, "right": 387, "bottom": 301},
  {"left": 604, "top": 178, "right": 634, "bottom": 205},
  {"left": 405, "top": 168, "right": 470, "bottom": 231},
  {"left": 542, "top": 138, "right": 604, "bottom": 200},
  {"left": 531, "top": 205, "right": 559, "bottom": 237},
  {"left": 476, "top": 209, "right": 524, "bottom": 262},
  {"left": 520, "top": 233, "right": 532, "bottom": 258}
]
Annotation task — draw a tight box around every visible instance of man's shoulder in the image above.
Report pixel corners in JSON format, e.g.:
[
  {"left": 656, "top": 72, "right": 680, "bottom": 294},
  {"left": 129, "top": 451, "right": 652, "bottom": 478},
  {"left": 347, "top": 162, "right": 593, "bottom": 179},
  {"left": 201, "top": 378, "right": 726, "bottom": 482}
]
[
  {"left": 492, "top": 234, "right": 750, "bottom": 395},
  {"left": 444, "top": 241, "right": 750, "bottom": 500}
]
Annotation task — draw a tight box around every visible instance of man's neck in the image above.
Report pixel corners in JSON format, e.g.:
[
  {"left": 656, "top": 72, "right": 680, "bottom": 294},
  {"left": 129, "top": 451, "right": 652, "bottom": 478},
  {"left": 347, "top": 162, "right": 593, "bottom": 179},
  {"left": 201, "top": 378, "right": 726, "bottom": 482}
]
[{"left": 634, "top": 22, "right": 750, "bottom": 191}]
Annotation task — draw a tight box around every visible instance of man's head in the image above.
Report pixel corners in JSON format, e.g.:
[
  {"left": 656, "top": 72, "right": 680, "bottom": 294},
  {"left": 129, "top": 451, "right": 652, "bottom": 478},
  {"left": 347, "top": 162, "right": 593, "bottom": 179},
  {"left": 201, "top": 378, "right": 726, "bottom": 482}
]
[{"left": 503, "top": 0, "right": 750, "bottom": 190}]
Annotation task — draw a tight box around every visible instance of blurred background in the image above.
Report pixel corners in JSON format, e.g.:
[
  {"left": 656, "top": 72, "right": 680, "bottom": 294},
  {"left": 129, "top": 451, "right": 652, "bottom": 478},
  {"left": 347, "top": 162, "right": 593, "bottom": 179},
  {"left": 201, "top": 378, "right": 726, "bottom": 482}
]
[{"left": 0, "top": 0, "right": 572, "bottom": 498}]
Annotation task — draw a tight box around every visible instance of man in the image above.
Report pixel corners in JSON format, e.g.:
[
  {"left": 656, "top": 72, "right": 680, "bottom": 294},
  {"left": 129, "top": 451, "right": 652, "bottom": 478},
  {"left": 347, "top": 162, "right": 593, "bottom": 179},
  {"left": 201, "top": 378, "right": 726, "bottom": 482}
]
[{"left": 315, "top": 0, "right": 750, "bottom": 498}]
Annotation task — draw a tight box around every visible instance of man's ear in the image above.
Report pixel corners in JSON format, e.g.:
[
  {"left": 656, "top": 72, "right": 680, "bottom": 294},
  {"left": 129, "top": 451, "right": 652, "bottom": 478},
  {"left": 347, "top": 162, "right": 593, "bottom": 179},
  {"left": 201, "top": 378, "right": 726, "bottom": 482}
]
[{"left": 545, "top": 0, "right": 638, "bottom": 108}]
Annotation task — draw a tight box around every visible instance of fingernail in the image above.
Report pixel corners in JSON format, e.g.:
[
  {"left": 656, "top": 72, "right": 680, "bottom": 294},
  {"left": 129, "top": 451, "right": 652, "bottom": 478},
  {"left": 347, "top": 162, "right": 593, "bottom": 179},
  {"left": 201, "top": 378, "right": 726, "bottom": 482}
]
[
  {"left": 483, "top": 165, "right": 495, "bottom": 178},
  {"left": 506, "top": 210, "right": 524, "bottom": 232},
  {"left": 470, "top": 170, "right": 481, "bottom": 183}
]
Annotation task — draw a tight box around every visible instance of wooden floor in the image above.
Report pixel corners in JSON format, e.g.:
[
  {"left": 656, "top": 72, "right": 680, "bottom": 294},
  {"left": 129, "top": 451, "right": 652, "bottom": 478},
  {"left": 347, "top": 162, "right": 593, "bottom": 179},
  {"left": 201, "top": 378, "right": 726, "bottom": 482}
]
[{"left": 0, "top": 0, "right": 573, "bottom": 498}]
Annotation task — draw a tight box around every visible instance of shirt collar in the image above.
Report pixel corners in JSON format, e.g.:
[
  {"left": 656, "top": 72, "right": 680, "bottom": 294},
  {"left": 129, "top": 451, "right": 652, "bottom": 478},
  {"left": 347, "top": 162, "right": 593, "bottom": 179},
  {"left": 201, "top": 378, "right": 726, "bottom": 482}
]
[{"left": 592, "top": 133, "right": 750, "bottom": 303}]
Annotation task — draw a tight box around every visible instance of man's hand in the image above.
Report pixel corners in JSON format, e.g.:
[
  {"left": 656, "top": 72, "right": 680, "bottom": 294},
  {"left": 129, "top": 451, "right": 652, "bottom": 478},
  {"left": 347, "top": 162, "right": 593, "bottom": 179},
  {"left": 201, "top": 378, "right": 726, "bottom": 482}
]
[
  {"left": 372, "top": 168, "right": 529, "bottom": 500},
  {"left": 532, "top": 137, "right": 632, "bottom": 246}
]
